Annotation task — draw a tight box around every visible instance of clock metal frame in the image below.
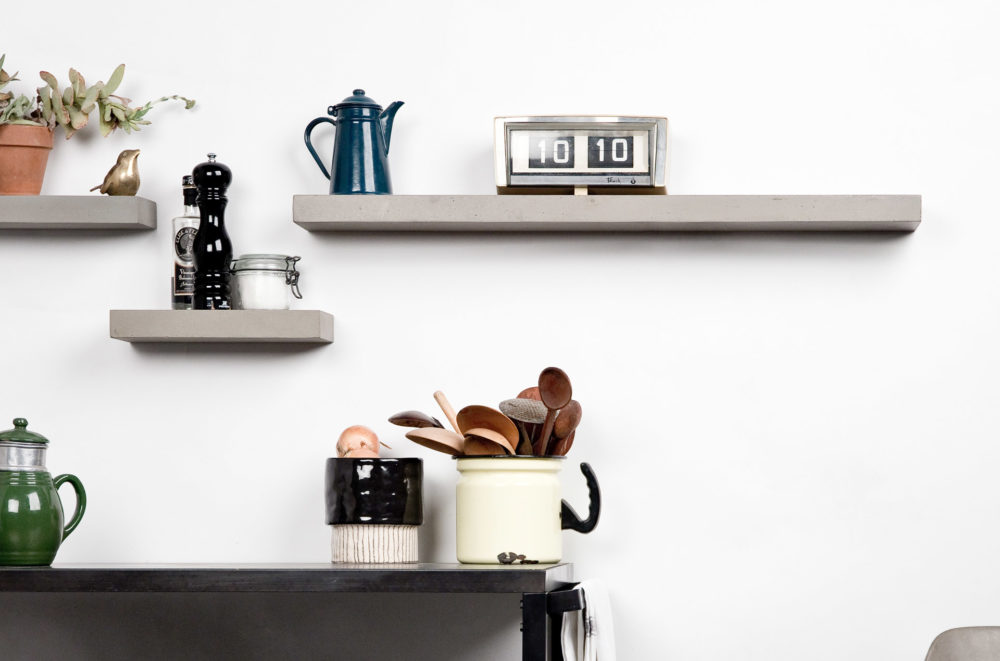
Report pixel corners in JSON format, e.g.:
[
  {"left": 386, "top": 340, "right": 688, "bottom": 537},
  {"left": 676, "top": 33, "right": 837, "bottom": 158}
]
[{"left": 494, "top": 116, "right": 668, "bottom": 191}]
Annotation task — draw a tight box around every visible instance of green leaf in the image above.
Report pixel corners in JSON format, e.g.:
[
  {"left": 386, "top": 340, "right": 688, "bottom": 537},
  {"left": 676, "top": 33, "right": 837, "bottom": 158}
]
[
  {"left": 39, "top": 70, "right": 58, "bottom": 90},
  {"left": 1, "top": 106, "right": 22, "bottom": 124},
  {"left": 50, "top": 89, "right": 70, "bottom": 127},
  {"left": 38, "top": 86, "right": 52, "bottom": 121},
  {"left": 102, "top": 100, "right": 112, "bottom": 122},
  {"left": 62, "top": 86, "right": 73, "bottom": 106},
  {"left": 80, "top": 84, "right": 101, "bottom": 114},
  {"left": 111, "top": 106, "right": 125, "bottom": 122},
  {"left": 98, "top": 108, "right": 113, "bottom": 136},
  {"left": 159, "top": 94, "right": 197, "bottom": 110},
  {"left": 67, "top": 105, "right": 87, "bottom": 130},
  {"left": 68, "top": 68, "right": 82, "bottom": 98},
  {"left": 103, "top": 64, "right": 125, "bottom": 95}
]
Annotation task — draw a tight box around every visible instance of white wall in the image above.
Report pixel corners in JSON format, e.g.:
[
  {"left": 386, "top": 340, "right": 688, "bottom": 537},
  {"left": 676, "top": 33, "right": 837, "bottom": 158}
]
[{"left": 2, "top": 0, "right": 998, "bottom": 658}]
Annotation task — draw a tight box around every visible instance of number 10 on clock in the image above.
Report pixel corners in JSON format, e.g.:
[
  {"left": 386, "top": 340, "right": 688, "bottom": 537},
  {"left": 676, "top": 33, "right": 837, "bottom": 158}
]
[
  {"left": 588, "top": 136, "right": 633, "bottom": 168},
  {"left": 528, "top": 136, "right": 575, "bottom": 168}
]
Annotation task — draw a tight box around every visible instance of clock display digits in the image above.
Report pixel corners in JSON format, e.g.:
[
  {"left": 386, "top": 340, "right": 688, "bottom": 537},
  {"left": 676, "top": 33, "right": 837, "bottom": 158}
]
[
  {"left": 588, "top": 136, "right": 633, "bottom": 168},
  {"left": 529, "top": 135, "right": 575, "bottom": 169}
]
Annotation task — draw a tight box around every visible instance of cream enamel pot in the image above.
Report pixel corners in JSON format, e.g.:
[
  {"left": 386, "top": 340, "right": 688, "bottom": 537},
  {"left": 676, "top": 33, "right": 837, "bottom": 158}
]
[{"left": 454, "top": 457, "right": 599, "bottom": 564}]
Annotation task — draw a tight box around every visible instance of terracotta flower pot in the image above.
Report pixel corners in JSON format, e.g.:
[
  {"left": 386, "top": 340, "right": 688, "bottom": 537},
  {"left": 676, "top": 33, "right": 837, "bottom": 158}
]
[{"left": 0, "top": 125, "right": 54, "bottom": 195}]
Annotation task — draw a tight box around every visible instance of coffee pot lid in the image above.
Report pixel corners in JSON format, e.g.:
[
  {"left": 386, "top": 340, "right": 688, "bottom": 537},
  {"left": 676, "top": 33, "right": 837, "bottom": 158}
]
[
  {"left": 332, "top": 89, "right": 381, "bottom": 111},
  {"left": 0, "top": 418, "right": 49, "bottom": 444}
]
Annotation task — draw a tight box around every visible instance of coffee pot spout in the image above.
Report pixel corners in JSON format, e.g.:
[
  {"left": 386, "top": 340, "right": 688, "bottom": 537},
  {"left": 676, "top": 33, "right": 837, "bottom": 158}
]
[{"left": 379, "top": 101, "right": 404, "bottom": 155}]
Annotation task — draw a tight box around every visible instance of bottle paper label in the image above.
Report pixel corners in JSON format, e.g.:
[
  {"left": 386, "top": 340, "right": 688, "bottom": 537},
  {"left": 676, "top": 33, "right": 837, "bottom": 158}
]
[
  {"left": 174, "top": 263, "right": 196, "bottom": 295},
  {"left": 173, "top": 226, "right": 197, "bottom": 296},
  {"left": 174, "top": 226, "right": 197, "bottom": 261}
]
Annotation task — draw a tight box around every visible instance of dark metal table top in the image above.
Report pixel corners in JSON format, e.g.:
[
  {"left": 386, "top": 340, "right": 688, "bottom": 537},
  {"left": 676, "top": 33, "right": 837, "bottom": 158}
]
[{"left": 0, "top": 562, "right": 574, "bottom": 594}]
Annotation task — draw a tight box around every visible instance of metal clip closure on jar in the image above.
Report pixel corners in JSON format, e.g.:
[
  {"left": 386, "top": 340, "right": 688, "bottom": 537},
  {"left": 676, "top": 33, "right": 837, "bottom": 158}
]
[{"left": 231, "top": 254, "right": 303, "bottom": 310}]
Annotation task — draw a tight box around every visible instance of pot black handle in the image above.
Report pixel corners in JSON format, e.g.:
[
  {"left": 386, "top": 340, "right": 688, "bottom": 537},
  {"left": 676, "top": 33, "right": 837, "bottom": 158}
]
[
  {"left": 304, "top": 115, "right": 337, "bottom": 180},
  {"left": 561, "top": 462, "right": 600, "bottom": 534}
]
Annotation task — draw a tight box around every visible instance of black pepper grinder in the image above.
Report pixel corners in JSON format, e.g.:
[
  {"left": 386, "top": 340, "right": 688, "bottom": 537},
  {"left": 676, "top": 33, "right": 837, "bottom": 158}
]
[{"left": 192, "top": 153, "right": 233, "bottom": 310}]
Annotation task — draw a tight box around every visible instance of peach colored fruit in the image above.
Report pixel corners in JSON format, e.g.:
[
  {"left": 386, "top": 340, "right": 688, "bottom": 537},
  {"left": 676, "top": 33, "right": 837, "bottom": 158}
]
[{"left": 336, "top": 425, "right": 380, "bottom": 458}]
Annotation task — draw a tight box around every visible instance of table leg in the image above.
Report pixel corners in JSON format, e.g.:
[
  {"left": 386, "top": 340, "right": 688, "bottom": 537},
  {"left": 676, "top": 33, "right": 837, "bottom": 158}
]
[{"left": 522, "top": 592, "right": 550, "bottom": 661}]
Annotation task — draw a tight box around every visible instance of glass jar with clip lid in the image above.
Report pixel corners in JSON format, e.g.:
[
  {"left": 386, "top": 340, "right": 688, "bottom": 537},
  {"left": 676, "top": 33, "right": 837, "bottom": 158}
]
[{"left": 231, "top": 254, "right": 303, "bottom": 310}]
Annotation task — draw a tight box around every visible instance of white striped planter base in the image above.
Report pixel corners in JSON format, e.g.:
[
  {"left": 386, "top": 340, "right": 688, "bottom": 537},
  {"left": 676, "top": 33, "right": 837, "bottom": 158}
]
[{"left": 331, "top": 525, "right": 418, "bottom": 563}]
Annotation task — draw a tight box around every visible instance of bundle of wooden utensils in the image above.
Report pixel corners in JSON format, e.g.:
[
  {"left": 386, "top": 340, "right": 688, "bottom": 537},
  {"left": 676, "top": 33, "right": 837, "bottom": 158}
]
[{"left": 390, "top": 367, "right": 582, "bottom": 457}]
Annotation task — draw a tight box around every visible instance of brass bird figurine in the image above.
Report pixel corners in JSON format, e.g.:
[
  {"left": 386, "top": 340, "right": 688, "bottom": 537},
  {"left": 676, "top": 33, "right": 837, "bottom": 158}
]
[{"left": 90, "top": 149, "right": 141, "bottom": 196}]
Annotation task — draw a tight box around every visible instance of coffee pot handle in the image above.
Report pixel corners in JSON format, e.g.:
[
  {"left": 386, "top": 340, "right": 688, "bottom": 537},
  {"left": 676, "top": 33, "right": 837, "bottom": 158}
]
[
  {"left": 304, "top": 115, "right": 337, "bottom": 180},
  {"left": 53, "top": 473, "right": 86, "bottom": 540},
  {"left": 561, "top": 462, "right": 600, "bottom": 533}
]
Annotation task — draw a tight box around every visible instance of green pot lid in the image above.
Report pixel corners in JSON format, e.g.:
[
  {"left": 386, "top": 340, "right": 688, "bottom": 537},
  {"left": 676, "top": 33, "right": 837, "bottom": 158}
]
[{"left": 0, "top": 418, "right": 49, "bottom": 444}]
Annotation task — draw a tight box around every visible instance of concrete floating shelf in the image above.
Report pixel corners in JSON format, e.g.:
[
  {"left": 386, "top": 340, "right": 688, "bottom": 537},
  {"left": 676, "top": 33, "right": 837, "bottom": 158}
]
[
  {"left": 0, "top": 196, "right": 156, "bottom": 230},
  {"left": 109, "top": 310, "right": 334, "bottom": 344},
  {"left": 292, "top": 194, "right": 920, "bottom": 232}
]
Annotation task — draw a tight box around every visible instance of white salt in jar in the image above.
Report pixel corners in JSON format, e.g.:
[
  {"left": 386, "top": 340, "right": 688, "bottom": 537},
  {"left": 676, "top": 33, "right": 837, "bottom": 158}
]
[{"left": 231, "top": 254, "right": 302, "bottom": 310}]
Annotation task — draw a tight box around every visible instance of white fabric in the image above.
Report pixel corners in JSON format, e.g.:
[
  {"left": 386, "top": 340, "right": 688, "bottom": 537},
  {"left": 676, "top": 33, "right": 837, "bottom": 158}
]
[
  {"left": 561, "top": 600, "right": 583, "bottom": 660},
  {"left": 561, "top": 580, "right": 616, "bottom": 661}
]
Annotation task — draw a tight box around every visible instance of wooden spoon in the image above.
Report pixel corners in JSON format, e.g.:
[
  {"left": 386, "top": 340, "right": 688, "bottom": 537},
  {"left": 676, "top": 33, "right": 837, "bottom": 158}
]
[
  {"left": 463, "top": 437, "right": 509, "bottom": 456},
  {"left": 405, "top": 427, "right": 465, "bottom": 456},
  {"left": 535, "top": 367, "right": 573, "bottom": 456},
  {"left": 456, "top": 405, "right": 520, "bottom": 451},
  {"left": 550, "top": 430, "right": 575, "bottom": 456},
  {"left": 514, "top": 423, "right": 534, "bottom": 455},
  {"left": 525, "top": 423, "right": 542, "bottom": 450},
  {"left": 463, "top": 427, "right": 515, "bottom": 455},
  {"left": 434, "top": 391, "right": 461, "bottom": 434},
  {"left": 388, "top": 410, "right": 443, "bottom": 429},
  {"left": 553, "top": 400, "right": 582, "bottom": 440},
  {"left": 517, "top": 386, "right": 541, "bottom": 401}
]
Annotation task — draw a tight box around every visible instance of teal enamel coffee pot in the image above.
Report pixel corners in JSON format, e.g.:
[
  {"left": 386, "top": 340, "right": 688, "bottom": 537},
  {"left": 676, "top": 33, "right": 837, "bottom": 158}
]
[
  {"left": 304, "top": 89, "right": 403, "bottom": 194},
  {"left": 0, "top": 418, "right": 86, "bottom": 566}
]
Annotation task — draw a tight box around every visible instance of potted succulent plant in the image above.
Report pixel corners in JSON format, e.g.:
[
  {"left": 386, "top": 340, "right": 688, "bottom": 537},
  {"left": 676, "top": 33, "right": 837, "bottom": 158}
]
[
  {"left": 0, "top": 54, "right": 194, "bottom": 195},
  {"left": 0, "top": 56, "right": 51, "bottom": 195}
]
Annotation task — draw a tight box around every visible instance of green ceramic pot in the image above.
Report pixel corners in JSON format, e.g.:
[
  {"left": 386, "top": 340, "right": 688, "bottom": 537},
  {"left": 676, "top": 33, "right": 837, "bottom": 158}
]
[{"left": 0, "top": 418, "right": 86, "bottom": 566}]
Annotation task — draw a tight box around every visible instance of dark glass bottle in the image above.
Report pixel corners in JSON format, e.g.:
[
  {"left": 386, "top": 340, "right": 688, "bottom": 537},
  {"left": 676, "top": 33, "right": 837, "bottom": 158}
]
[{"left": 192, "top": 153, "right": 233, "bottom": 310}]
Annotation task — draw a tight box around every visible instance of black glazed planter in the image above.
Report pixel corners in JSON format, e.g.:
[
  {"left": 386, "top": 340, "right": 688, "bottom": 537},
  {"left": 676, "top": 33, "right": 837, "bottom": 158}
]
[{"left": 324, "top": 458, "right": 422, "bottom": 562}]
